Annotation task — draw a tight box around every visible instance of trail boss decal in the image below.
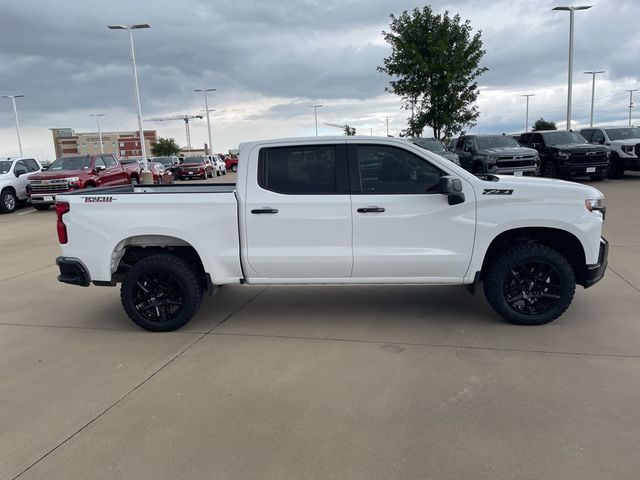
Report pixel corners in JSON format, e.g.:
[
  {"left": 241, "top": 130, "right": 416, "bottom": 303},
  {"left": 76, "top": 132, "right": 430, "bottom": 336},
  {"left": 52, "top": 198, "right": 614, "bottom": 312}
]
[
  {"left": 482, "top": 189, "right": 514, "bottom": 195},
  {"left": 83, "top": 196, "right": 114, "bottom": 203}
]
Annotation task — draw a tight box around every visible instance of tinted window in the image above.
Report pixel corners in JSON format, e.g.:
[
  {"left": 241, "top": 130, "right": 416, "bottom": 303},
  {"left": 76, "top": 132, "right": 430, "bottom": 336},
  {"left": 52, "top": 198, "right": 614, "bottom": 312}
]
[
  {"left": 518, "top": 133, "right": 531, "bottom": 144},
  {"left": 49, "top": 156, "right": 92, "bottom": 171},
  {"left": 102, "top": 155, "right": 117, "bottom": 167},
  {"left": 25, "top": 159, "right": 40, "bottom": 172},
  {"left": 259, "top": 145, "right": 337, "bottom": 194},
  {"left": 542, "top": 131, "right": 587, "bottom": 145},
  {"left": 462, "top": 137, "right": 475, "bottom": 151},
  {"left": 580, "top": 129, "right": 594, "bottom": 142},
  {"left": 94, "top": 157, "right": 106, "bottom": 169},
  {"left": 591, "top": 130, "right": 605, "bottom": 144},
  {"left": 0, "top": 161, "right": 11, "bottom": 174},
  {"left": 15, "top": 160, "right": 28, "bottom": 173},
  {"left": 357, "top": 145, "right": 442, "bottom": 194},
  {"left": 476, "top": 135, "right": 519, "bottom": 149}
]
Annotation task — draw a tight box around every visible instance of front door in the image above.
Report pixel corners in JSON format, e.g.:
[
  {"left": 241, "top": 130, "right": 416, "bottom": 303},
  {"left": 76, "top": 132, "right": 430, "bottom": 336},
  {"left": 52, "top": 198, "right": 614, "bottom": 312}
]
[
  {"left": 349, "top": 143, "right": 476, "bottom": 281},
  {"left": 244, "top": 143, "right": 353, "bottom": 280}
]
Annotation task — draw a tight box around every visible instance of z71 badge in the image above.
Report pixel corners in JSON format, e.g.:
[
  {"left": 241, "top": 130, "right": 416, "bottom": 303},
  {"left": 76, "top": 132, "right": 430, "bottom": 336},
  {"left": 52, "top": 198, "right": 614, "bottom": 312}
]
[
  {"left": 482, "top": 189, "right": 513, "bottom": 195},
  {"left": 84, "top": 196, "right": 114, "bottom": 203}
]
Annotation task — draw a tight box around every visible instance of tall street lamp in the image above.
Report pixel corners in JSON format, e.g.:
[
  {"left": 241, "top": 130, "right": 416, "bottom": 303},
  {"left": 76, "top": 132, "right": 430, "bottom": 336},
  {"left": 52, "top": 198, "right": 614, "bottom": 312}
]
[
  {"left": 583, "top": 71, "right": 605, "bottom": 127},
  {"left": 195, "top": 89, "right": 216, "bottom": 154},
  {"left": 553, "top": 5, "right": 592, "bottom": 130},
  {"left": 625, "top": 89, "right": 638, "bottom": 126},
  {"left": 1, "top": 94, "right": 24, "bottom": 156},
  {"left": 520, "top": 94, "right": 535, "bottom": 132},
  {"left": 107, "top": 23, "right": 152, "bottom": 182},
  {"left": 90, "top": 113, "right": 106, "bottom": 153},
  {"left": 307, "top": 105, "right": 323, "bottom": 136}
]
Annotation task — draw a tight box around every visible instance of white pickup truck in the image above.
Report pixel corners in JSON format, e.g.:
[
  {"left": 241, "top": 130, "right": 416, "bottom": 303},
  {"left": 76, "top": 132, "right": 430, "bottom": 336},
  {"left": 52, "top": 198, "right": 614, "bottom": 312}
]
[{"left": 54, "top": 136, "right": 608, "bottom": 331}]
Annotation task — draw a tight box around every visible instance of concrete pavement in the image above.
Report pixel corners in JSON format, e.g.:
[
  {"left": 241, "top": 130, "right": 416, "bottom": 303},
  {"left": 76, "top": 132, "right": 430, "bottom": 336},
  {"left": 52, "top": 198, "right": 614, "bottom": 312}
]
[{"left": 1, "top": 173, "right": 639, "bottom": 479}]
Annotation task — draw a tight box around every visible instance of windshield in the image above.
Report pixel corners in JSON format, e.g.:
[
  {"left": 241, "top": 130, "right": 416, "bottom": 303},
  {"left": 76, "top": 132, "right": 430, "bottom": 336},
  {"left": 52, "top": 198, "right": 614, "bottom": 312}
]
[
  {"left": 412, "top": 138, "right": 447, "bottom": 153},
  {"left": 543, "top": 131, "right": 588, "bottom": 146},
  {"left": 605, "top": 128, "right": 640, "bottom": 141},
  {"left": 49, "top": 156, "right": 92, "bottom": 171},
  {"left": 184, "top": 156, "right": 203, "bottom": 164},
  {"left": 153, "top": 157, "right": 172, "bottom": 166},
  {"left": 0, "top": 161, "right": 12, "bottom": 174},
  {"left": 476, "top": 136, "right": 519, "bottom": 149}
]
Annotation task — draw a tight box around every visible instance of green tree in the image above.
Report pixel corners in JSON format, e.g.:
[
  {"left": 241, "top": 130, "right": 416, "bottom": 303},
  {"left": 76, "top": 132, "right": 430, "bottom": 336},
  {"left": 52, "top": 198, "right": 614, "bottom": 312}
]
[
  {"left": 151, "top": 137, "right": 181, "bottom": 157},
  {"left": 532, "top": 118, "right": 557, "bottom": 131},
  {"left": 378, "top": 6, "right": 487, "bottom": 139}
]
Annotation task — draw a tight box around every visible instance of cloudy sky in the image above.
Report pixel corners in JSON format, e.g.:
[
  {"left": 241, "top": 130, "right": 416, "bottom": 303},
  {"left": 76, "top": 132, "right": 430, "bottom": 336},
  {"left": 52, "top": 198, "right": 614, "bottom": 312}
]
[{"left": 1, "top": 0, "right": 638, "bottom": 160}]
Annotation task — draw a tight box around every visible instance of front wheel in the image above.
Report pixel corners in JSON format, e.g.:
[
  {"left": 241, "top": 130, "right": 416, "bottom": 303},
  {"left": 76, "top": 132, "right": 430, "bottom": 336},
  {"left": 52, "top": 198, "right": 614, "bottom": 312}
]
[
  {"left": 0, "top": 190, "right": 17, "bottom": 213},
  {"left": 608, "top": 155, "right": 624, "bottom": 179},
  {"left": 121, "top": 254, "right": 203, "bottom": 332},
  {"left": 541, "top": 161, "right": 557, "bottom": 178},
  {"left": 231, "top": 164, "right": 237, "bottom": 172},
  {"left": 483, "top": 244, "right": 576, "bottom": 325}
]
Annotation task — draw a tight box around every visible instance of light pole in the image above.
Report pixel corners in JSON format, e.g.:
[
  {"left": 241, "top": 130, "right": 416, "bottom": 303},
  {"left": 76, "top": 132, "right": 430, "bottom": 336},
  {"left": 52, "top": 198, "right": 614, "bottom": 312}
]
[
  {"left": 90, "top": 113, "right": 106, "bottom": 153},
  {"left": 553, "top": 5, "right": 592, "bottom": 130},
  {"left": 307, "top": 105, "right": 323, "bottom": 136},
  {"left": 195, "top": 89, "right": 216, "bottom": 154},
  {"left": 1, "top": 94, "right": 24, "bottom": 156},
  {"left": 520, "top": 94, "right": 535, "bottom": 132},
  {"left": 584, "top": 71, "right": 605, "bottom": 127},
  {"left": 625, "top": 89, "right": 638, "bottom": 126},
  {"left": 385, "top": 116, "right": 390, "bottom": 136},
  {"left": 107, "top": 23, "right": 152, "bottom": 182}
]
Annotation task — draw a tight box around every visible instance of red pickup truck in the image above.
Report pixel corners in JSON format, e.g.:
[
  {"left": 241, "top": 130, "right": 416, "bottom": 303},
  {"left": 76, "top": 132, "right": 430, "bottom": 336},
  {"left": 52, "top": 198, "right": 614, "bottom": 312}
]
[{"left": 27, "top": 154, "right": 141, "bottom": 210}]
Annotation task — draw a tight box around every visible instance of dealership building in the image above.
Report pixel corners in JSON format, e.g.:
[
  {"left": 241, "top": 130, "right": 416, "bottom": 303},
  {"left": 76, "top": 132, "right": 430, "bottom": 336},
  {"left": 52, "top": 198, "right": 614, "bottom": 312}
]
[{"left": 51, "top": 128, "right": 157, "bottom": 159}]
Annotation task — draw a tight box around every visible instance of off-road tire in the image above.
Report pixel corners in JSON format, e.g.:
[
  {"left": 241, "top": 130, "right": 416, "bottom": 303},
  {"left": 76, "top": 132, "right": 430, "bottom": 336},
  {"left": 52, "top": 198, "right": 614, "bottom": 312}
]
[
  {"left": 121, "top": 254, "right": 203, "bottom": 332},
  {"left": 542, "top": 161, "right": 557, "bottom": 178},
  {"left": 483, "top": 244, "right": 576, "bottom": 325}
]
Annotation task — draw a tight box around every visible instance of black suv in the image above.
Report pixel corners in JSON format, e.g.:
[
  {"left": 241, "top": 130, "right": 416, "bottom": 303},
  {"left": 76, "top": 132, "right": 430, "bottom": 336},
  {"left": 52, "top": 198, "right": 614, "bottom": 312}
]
[
  {"left": 518, "top": 130, "right": 609, "bottom": 180},
  {"left": 452, "top": 134, "right": 539, "bottom": 175}
]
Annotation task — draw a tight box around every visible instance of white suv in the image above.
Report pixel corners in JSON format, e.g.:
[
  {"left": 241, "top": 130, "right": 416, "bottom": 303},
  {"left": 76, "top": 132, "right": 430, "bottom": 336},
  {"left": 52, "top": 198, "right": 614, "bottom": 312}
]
[
  {"left": 0, "top": 157, "right": 42, "bottom": 213},
  {"left": 207, "top": 155, "right": 226, "bottom": 176},
  {"left": 580, "top": 126, "right": 640, "bottom": 178}
]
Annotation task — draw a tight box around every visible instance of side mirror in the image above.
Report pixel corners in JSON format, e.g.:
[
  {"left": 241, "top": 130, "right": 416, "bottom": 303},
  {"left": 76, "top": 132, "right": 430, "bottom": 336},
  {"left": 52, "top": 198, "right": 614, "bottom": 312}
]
[
  {"left": 94, "top": 165, "right": 106, "bottom": 173},
  {"left": 438, "top": 176, "right": 465, "bottom": 206},
  {"left": 41, "top": 165, "right": 49, "bottom": 171},
  {"left": 14, "top": 167, "right": 28, "bottom": 177},
  {"left": 531, "top": 142, "right": 541, "bottom": 150},
  {"left": 597, "top": 138, "right": 605, "bottom": 145}
]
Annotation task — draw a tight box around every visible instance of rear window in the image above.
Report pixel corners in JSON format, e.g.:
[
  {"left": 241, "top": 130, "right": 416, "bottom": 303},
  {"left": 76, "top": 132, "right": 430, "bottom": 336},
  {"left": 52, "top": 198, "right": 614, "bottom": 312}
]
[{"left": 258, "top": 145, "right": 337, "bottom": 194}]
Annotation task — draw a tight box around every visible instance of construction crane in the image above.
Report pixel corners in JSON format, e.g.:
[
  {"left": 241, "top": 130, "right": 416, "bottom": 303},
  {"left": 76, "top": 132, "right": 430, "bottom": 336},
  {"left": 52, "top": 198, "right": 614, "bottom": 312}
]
[
  {"left": 146, "top": 114, "right": 204, "bottom": 149},
  {"left": 324, "top": 122, "right": 357, "bottom": 136}
]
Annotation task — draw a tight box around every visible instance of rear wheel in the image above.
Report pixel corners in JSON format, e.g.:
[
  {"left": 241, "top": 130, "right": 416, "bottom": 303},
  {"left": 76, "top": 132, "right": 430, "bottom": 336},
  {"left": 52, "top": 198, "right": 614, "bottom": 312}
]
[
  {"left": 33, "top": 204, "right": 50, "bottom": 211},
  {"left": 483, "top": 244, "right": 576, "bottom": 325},
  {"left": 1, "top": 189, "right": 17, "bottom": 214},
  {"left": 608, "top": 154, "right": 624, "bottom": 179},
  {"left": 541, "top": 161, "right": 557, "bottom": 178},
  {"left": 231, "top": 164, "right": 237, "bottom": 172},
  {"left": 121, "top": 254, "right": 203, "bottom": 332}
]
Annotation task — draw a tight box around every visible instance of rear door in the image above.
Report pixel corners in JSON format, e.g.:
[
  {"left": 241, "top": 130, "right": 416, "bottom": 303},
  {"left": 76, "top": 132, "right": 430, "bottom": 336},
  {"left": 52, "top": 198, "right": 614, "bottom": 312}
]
[
  {"left": 349, "top": 143, "right": 476, "bottom": 281},
  {"left": 103, "top": 155, "right": 126, "bottom": 185},
  {"left": 244, "top": 142, "right": 352, "bottom": 280}
]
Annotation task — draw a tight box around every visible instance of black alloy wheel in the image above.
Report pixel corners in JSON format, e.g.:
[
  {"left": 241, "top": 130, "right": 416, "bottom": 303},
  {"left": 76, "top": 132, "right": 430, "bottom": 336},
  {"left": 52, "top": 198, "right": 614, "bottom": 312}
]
[
  {"left": 121, "top": 254, "right": 203, "bottom": 331},
  {"left": 502, "top": 260, "right": 562, "bottom": 316},
  {"left": 542, "top": 161, "right": 557, "bottom": 178}
]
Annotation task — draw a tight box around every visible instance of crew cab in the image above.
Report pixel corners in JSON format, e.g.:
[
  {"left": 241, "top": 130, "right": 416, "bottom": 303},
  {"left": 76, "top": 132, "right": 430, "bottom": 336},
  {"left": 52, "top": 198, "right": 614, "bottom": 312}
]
[
  {"left": 452, "top": 134, "right": 539, "bottom": 176},
  {"left": 176, "top": 156, "right": 213, "bottom": 180},
  {"left": 0, "top": 157, "right": 42, "bottom": 213},
  {"left": 54, "top": 136, "right": 608, "bottom": 332},
  {"left": 518, "top": 130, "right": 609, "bottom": 180},
  {"left": 28, "top": 154, "right": 141, "bottom": 210},
  {"left": 580, "top": 126, "right": 640, "bottom": 179}
]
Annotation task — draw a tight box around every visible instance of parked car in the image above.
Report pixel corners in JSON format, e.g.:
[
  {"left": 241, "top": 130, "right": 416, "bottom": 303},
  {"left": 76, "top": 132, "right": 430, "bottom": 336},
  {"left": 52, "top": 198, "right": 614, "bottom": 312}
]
[
  {"left": 211, "top": 155, "right": 227, "bottom": 176},
  {"left": 176, "top": 156, "right": 213, "bottom": 180},
  {"left": 580, "top": 126, "right": 640, "bottom": 179},
  {"left": 518, "top": 130, "right": 609, "bottom": 180},
  {"left": 54, "top": 136, "right": 607, "bottom": 332},
  {"left": 452, "top": 134, "right": 539, "bottom": 175},
  {"left": 27, "top": 154, "right": 141, "bottom": 210},
  {"left": 0, "top": 157, "right": 42, "bottom": 213},
  {"left": 224, "top": 155, "right": 238, "bottom": 172},
  {"left": 150, "top": 162, "right": 174, "bottom": 184},
  {"left": 408, "top": 138, "right": 461, "bottom": 165},
  {"left": 150, "top": 156, "right": 181, "bottom": 174}
]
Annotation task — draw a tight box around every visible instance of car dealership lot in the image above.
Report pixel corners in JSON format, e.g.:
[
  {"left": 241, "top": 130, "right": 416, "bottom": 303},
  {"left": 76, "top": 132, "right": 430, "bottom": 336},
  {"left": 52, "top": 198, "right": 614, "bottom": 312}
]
[{"left": 1, "top": 173, "right": 639, "bottom": 480}]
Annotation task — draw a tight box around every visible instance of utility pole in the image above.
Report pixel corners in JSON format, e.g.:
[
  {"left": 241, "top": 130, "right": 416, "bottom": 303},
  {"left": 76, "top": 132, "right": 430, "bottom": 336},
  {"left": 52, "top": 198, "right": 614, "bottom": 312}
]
[
  {"left": 625, "top": 89, "right": 638, "bottom": 126},
  {"left": 520, "top": 94, "right": 535, "bottom": 132},
  {"left": 584, "top": 71, "right": 605, "bottom": 127},
  {"left": 90, "top": 113, "right": 106, "bottom": 153}
]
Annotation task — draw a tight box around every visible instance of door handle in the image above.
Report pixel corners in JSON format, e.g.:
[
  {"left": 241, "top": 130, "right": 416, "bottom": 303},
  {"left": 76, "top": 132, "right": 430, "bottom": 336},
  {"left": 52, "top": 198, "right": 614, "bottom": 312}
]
[
  {"left": 357, "top": 207, "right": 385, "bottom": 213},
  {"left": 251, "top": 208, "right": 279, "bottom": 214}
]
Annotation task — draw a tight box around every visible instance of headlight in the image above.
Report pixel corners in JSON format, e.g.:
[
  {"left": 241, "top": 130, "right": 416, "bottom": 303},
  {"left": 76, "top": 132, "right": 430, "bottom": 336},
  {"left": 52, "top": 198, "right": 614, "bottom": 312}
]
[
  {"left": 621, "top": 145, "right": 634, "bottom": 154},
  {"left": 585, "top": 198, "right": 606, "bottom": 219},
  {"left": 64, "top": 177, "right": 80, "bottom": 183},
  {"left": 557, "top": 151, "right": 571, "bottom": 158}
]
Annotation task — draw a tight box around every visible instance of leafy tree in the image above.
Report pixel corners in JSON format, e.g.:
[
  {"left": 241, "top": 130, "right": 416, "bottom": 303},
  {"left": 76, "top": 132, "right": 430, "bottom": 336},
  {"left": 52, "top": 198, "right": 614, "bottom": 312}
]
[
  {"left": 378, "top": 6, "right": 487, "bottom": 139},
  {"left": 532, "top": 118, "right": 557, "bottom": 131},
  {"left": 344, "top": 125, "right": 357, "bottom": 136},
  {"left": 151, "top": 137, "right": 181, "bottom": 157}
]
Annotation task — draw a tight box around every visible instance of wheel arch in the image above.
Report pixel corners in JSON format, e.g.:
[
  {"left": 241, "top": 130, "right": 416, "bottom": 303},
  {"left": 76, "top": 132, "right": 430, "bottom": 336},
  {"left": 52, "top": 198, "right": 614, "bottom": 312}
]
[{"left": 480, "top": 227, "right": 589, "bottom": 286}]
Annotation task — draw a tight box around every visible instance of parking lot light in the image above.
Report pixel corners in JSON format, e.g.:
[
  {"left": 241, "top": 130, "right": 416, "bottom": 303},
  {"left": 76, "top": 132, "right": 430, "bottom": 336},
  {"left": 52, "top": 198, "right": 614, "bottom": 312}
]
[
  {"left": 584, "top": 71, "right": 605, "bottom": 127},
  {"left": 553, "top": 5, "right": 592, "bottom": 130},
  {"left": 307, "top": 105, "right": 323, "bottom": 136},
  {"left": 195, "top": 89, "right": 216, "bottom": 154},
  {"left": 89, "top": 113, "right": 106, "bottom": 153},
  {"left": 1, "top": 94, "right": 25, "bottom": 156},
  {"left": 520, "top": 94, "right": 535, "bottom": 132},
  {"left": 107, "top": 23, "right": 152, "bottom": 182},
  {"left": 625, "top": 89, "right": 638, "bottom": 126}
]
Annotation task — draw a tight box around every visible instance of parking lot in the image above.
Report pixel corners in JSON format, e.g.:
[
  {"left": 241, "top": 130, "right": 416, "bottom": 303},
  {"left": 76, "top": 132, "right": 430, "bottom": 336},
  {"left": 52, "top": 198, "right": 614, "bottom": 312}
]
[{"left": 1, "top": 172, "right": 639, "bottom": 479}]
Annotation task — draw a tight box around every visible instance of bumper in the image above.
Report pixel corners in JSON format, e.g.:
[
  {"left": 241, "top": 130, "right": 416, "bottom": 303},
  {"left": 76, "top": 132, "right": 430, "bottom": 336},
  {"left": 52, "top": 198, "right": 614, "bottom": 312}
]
[
  {"left": 622, "top": 157, "right": 640, "bottom": 170},
  {"left": 583, "top": 237, "right": 608, "bottom": 288},
  {"left": 558, "top": 162, "right": 609, "bottom": 177},
  {"left": 30, "top": 192, "right": 68, "bottom": 205},
  {"left": 56, "top": 257, "right": 91, "bottom": 287}
]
